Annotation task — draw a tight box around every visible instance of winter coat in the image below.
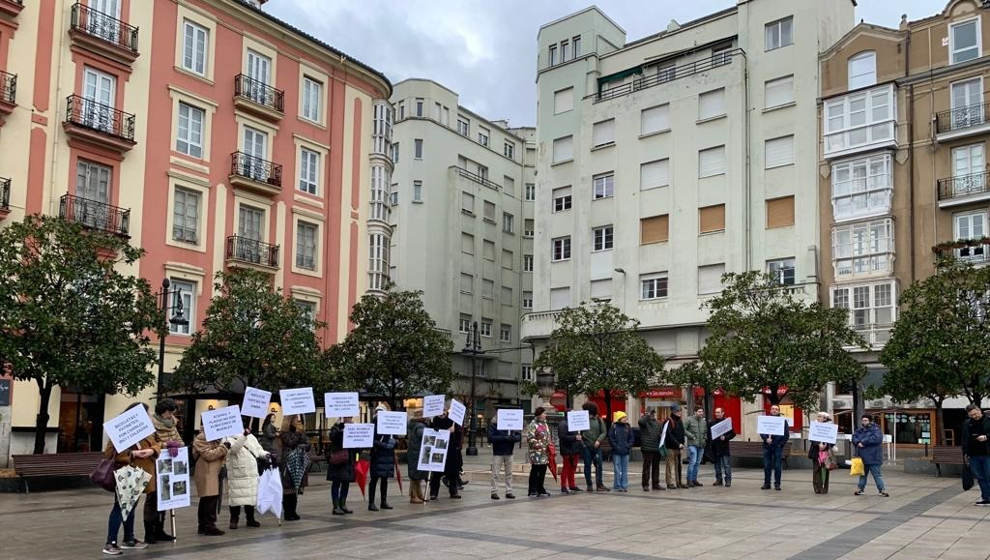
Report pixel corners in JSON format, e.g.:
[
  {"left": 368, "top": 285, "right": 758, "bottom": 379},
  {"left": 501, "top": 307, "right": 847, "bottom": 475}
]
[
  {"left": 808, "top": 440, "right": 835, "bottom": 463},
  {"left": 279, "top": 429, "right": 310, "bottom": 492},
  {"left": 556, "top": 420, "right": 582, "bottom": 456},
  {"left": 489, "top": 424, "right": 521, "bottom": 456},
  {"left": 326, "top": 422, "right": 355, "bottom": 483},
  {"left": 638, "top": 415, "right": 662, "bottom": 451},
  {"left": 370, "top": 432, "right": 397, "bottom": 478},
  {"left": 962, "top": 415, "right": 990, "bottom": 457},
  {"left": 222, "top": 433, "right": 269, "bottom": 507},
  {"left": 708, "top": 418, "right": 736, "bottom": 457},
  {"left": 663, "top": 416, "right": 686, "bottom": 450},
  {"left": 104, "top": 435, "right": 160, "bottom": 494},
  {"left": 152, "top": 414, "right": 183, "bottom": 446},
  {"left": 406, "top": 419, "right": 428, "bottom": 481},
  {"left": 684, "top": 415, "right": 708, "bottom": 448},
  {"left": 608, "top": 422, "right": 634, "bottom": 456},
  {"left": 259, "top": 423, "right": 278, "bottom": 454},
  {"left": 852, "top": 424, "right": 884, "bottom": 465},
  {"left": 525, "top": 419, "right": 551, "bottom": 465},
  {"left": 759, "top": 416, "right": 791, "bottom": 449},
  {"left": 192, "top": 433, "right": 228, "bottom": 497},
  {"left": 580, "top": 415, "right": 607, "bottom": 448}
]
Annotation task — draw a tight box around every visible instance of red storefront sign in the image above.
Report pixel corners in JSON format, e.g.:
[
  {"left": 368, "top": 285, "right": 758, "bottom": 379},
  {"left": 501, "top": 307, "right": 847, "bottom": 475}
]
[{"left": 638, "top": 387, "right": 682, "bottom": 400}]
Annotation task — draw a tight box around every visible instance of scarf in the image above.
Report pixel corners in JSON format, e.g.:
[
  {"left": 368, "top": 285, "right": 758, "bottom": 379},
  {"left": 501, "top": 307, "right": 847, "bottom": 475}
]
[{"left": 154, "top": 414, "right": 175, "bottom": 429}]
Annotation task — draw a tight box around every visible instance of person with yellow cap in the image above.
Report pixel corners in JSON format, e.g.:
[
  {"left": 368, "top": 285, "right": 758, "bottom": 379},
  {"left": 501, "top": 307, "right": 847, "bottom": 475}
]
[{"left": 607, "top": 411, "right": 634, "bottom": 492}]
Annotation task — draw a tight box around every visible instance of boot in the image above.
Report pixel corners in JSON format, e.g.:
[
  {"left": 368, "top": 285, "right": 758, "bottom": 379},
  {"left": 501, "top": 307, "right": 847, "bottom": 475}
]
[
  {"left": 332, "top": 499, "right": 345, "bottom": 515},
  {"left": 143, "top": 521, "right": 157, "bottom": 545},
  {"left": 154, "top": 515, "right": 176, "bottom": 542},
  {"left": 283, "top": 494, "right": 300, "bottom": 521},
  {"left": 245, "top": 508, "right": 261, "bottom": 528},
  {"left": 340, "top": 498, "right": 353, "bottom": 514}
]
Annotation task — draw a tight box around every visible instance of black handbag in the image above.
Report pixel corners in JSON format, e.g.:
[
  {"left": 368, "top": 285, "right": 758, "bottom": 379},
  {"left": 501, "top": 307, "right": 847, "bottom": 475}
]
[
  {"left": 90, "top": 458, "right": 116, "bottom": 492},
  {"left": 962, "top": 463, "right": 975, "bottom": 491}
]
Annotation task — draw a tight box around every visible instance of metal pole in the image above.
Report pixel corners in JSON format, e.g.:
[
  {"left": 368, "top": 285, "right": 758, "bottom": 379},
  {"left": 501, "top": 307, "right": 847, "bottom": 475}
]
[
  {"left": 156, "top": 278, "right": 169, "bottom": 399},
  {"left": 466, "top": 322, "right": 479, "bottom": 456}
]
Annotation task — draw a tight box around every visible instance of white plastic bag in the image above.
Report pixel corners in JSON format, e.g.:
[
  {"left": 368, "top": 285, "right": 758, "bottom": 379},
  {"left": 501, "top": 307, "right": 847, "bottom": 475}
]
[{"left": 255, "top": 468, "right": 283, "bottom": 518}]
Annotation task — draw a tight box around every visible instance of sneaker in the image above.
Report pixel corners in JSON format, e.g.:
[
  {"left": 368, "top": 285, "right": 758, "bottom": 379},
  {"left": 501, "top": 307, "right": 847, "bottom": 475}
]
[
  {"left": 761, "top": 484, "right": 771, "bottom": 490},
  {"left": 775, "top": 486, "right": 782, "bottom": 491},
  {"left": 667, "top": 484, "right": 677, "bottom": 490},
  {"left": 642, "top": 486, "right": 650, "bottom": 492},
  {"left": 380, "top": 503, "right": 394, "bottom": 510},
  {"left": 879, "top": 491, "right": 890, "bottom": 497},
  {"left": 725, "top": 482, "right": 731, "bottom": 488},
  {"left": 561, "top": 488, "right": 570, "bottom": 494},
  {"left": 491, "top": 493, "right": 500, "bottom": 500},
  {"left": 120, "top": 540, "right": 147, "bottom": 550},
  {"left": 713, "top": 480, "right": 723, "bottom": 487},
  {"left": 569, "top": 487, "right": 582, "bottom": 492},
  {"left": 246, "top": 520, "right": 261, "bottom": 528},
  {"left": 975, "top": 500, "right": 990, "bottom": 506},
  {"left": 102, "top": 543, "right": 122, "bottom": 556},
  {"left": 505, "top": 493, "right": 515, "bottom": 499},
  {"left": 693, "top": 481, "right": 704, "bottom": 487},
  {"left": 450, "top": 494, "right": 462, "bottom": 499},
  {"left": 587, "top": 485, "right": 594, "bottom": 492},
  {"left": 854, "top": 490, "right": 864, "bottom": 496}
]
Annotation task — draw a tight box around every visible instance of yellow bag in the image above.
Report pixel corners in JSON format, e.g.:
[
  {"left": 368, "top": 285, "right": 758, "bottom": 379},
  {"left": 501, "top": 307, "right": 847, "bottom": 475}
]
[{"left": 849, "top": 457, "right": 864, "bottom": 476}]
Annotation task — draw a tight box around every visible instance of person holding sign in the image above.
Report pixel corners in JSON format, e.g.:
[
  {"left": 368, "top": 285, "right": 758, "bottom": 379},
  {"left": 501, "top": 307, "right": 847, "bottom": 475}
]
[
  {"left": 101, "top": 403, "right": 160, "bottom": 556},
  {"left": 808, "top": 412, "right": 836, "bottom": 495},
  {"left": 638, "top": 408, "right": 663, "bottom": 491},
  {"left": 608, "top": 412, "right": 634, "bottom": 492},
  {"left": 279, "top": 415, "right": 310, "bottom": 520},
  {"left": 760, "top": 404, "right": 790, "bottom": 491},
  {"left": 557, "top": 411, "right": 583, "bottom": 495},
  {"left": 146, "top": 398, "right": 182, "bottom": 544},
  {"left": 429, "top": 407, "right": 464, "bottom": 501},
  {"left": 580, "top": 402, "right": 609, "bottom": 492},
  {"left": 223, "top": 422, "right": 271, "bottom": 529},
  {"left": 489, "top": 414, "right": 521, "bottom": 499},
  {"left": 327, "top": 418, "right": 356, "bottom": 515},
  {"left": 525, "top": 407, "right": 552, "bottom": 497},
  {"left": 368, "top": 404, "right": 398, "bottom": 511},
  {"left": 852, "top": 415, "right": 889, "bottom": 497},
  {"left": 663, "top": 405, "right": 688, "bottom": 490},
  {"left": 708, "top": 407, "right": 736, "bottom": 487},
  {"left": 192, "top": 425, "right": 229, "bottom": 536},
  {"left": 406, "top": 413, "right": 430, "bottom": 504}
]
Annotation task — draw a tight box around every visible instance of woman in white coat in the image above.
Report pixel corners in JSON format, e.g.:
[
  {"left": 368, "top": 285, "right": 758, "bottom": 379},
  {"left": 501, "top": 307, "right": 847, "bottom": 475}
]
[{"left": 223, "top": 427, "right": 270, "bottom": 529}]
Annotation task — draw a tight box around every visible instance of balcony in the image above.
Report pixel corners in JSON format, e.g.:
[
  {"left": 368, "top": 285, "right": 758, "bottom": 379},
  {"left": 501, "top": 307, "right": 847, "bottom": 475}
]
[
  {"left": 520, "top": 309, "right": 564, "bottom": 342},
  {"left": 59, "top": 193, "right": 130, "bottom": 237},
  {"left": 937, "top": 171, "right": 990, "bottom": 208},
  {"left": 0, "top": 0, "right": 24, "bottom": 19},
  {"left": 935, "top": 102, "right": 990, "bottom": 143},
  {"left": 68, "top": 2, "right": 139, "bottom": 66},
  {"left": 225, "top": 235, "right": 279, "bottom": 271},
  {"left": 853, "top": 323, "right": 892, "bottom": 349},
  {"left": 228, "top": 151, "right": 282, "bottom": 196},
  {"left": 934, "top": 238, "right": 990, "bottom": 267},
  {"left": 594, "top": 49, "right": 742, "bottom": 103},
  {"left": 233, "top": 74, "right": 284, "bottom": 121},
  {"left": 453, "top": 166, "right": 500, "bottom": 191},
  {"left": 0, "top": 70, "right": 15, "bottom": 122},
  {"left": 63, "top": 95, "right": 136, "bottom": 152},
  {"left": 0, "top": 176, "right": 10, "bottom": 219},
  {"left": 823, "top": 84, "right": 897, "bottom": 159}
]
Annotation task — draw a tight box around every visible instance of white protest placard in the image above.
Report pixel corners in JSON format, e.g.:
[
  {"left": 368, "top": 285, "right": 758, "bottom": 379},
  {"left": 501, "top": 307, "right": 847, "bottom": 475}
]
[
  {"left": 343, "top": 423, "right": 374, "bottom": 448},
  {"left": 104, "top": 405, "right": 156, "bottom": 453},
  {"left": 202, "top": 405, "right": 244, "bottom": 442},
  {"left": 241, "top": 387, "right": 271, "bottom": 419},
  {"left": 324, "top": 392, "right": 359, "bottom": 418},
  {"left": 809, "top": 421, "right": 839, "bottom": 444},
  {"left": 156, "top": 446, "right": 191, "bottom": 511},
  {"left": 711, "top": 417, "right": 733, "bottom": 439},
  {"left": 658, "top": 420, "right": 670, "bottom": 448},
  {"left": 497, "top": 409, "right": 524, "bottom": 431},
  {"left": 757, "top": 415, "right": 787, "bottom": 436},
  {"left": 423, "top": 394, "right": 445, "bottom": 418},
  {"left": 376, "top": 411, "right": 408, "bottom": 435},
  {"left": 567, "top": 410, "right": 590, "bottom": 432},
  {"left": 448, "top": 399, "right": 466, "bottom": 426},
  {"left": 280, "top": 387, "right": 315, "bottom": 416},
  {"left": 417, "top": 428, "right": 450, "bottom": 472}
]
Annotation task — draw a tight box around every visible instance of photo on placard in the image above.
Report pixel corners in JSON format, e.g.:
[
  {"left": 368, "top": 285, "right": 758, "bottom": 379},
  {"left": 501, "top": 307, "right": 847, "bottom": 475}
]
[
  {"left": 431, "top": 452, "right": 444, "bottom": 463},
  {"left": 172, "top": 480, "right": 187, "bottom": 497},
  {"left": 420, "top": 446, "right": 432, "bottom": 463},
  {"left": 157, "top": 458, "right": 172, "bottom": 474},
  {"left": 172, "top": 460, "right": 188, "bottom": 476},
  {"left": 435, "top": 438, "right": 448, "bottom": 450},
  {"left": 423, "top": 435, "right": 436, "bottom": 447},
  {"left": 160, "top": 476, "right": 171, "bottom": 500}
]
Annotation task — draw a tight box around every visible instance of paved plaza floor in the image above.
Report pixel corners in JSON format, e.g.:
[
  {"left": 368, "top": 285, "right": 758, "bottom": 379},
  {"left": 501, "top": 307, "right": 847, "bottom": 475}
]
[{"left": 1, "top": 456, "right": 987, "bottom": 560}]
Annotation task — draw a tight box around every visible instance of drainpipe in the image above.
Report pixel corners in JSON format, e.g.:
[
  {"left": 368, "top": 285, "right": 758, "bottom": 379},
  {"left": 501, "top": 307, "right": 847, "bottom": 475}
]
[
  {"left": 906, "top": 30, "right": 916, "bottom": 285},
  {"left": 742, "top": 49, "right": 751, "bottom": 271}
]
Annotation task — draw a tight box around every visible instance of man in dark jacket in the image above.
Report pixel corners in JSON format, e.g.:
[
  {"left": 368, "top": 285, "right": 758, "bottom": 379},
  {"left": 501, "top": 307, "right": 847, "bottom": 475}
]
[
  {"left": 638, "top": 408, "right": 663, "bottom": 491},
  {"left": 488, "top": 419, "right": 520, "bottom": 500},
  {"left": 429, "top": 410, "right": 462, "bottom": 500},
  {"left": 962, "top": 405, "right": 990, "bottom": 506},
  {"left": 664, "top": 404, "right": 687, "bottom": 489},
  {"left": 580, "top": 402, "right": 609, "bottom": 492},
  {"left": 709, "top": 407, "right": 736, "bottom": 487},
  {"left": 557, "top": 413, "right": 583, "bottom": 494},
  {"left": 852, "top": 414, "right": 888, "bottom": 497},
  {"left": 759, "top": 404, "right": 790, "bottom": 491}
]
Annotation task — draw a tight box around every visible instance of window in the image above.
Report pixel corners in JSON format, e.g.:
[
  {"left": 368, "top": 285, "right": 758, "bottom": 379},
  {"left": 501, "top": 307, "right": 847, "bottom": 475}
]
[
  {"left": 640, "top": 273, "right": 668, "bottom": 300},
  {"left": 640, "top": 159, "right": 669, "bottom": 190},
  {"left": 389, "top": 191, "right": 398, "bottom": 206},
  {"left": 593, "top": 225, "right": 613, "bottom": 251},
  {"left": 698, "top": 88, "right": 726, "bottom": 120},
  {"left": 295, "top": 221, "right": 317, "bottom": 270},
  {"left": 461, "top": 233, "right": 475, "bottom": 254},
  {"left": 699, "top": 146, "right": 726, "bottom": 177},
  {"left": 521, "top": 364, "right": 534, "bottom": 381},
  {"left": 641, "top": 215, "right": 669, "bottom": 244},
  {"left": 712, "top": 45, "right": 732, "bottom": 66},
  {"left": 443, "top": 106, "right": 450, "bottom": 125},
  {"left": 950, "top": 18, "right": 980, "bottom": 64},
  {"left": 765, "top": 16, "right": 793, "bottom": 51},
  {"left": 175, "top": 102, "right": 204, "bottom": 158},
  {"left": 414, "top": 139, "right": 423, "bottom": 159},
  {"left": 767, "top": 258, "right": 796, "bottom": 285},
  {"left": 525, "top": 183, "right": 536, "bottom": 201},
  {"left": 302, "top": 77, "right": 322, "bottom": 122},
  {"left": 434, "top": 102, "right": 441, "bottom": 120},
  {"left": 524, "top": 219, "right": 534, "bottom": 237},
  {"left": 415, "top": 98, "right": 423, "bottom": 117},
  {"left": 182, "top": 19, "right": 209, "bottom": 75},
  {"left": 457, "top": 118, "right": 470, "bottom": 136},
  {"left": 831, "top": 153, "right": 893, "bottom": 221},
  {"left": 699, "top": 204, "right": 726, "bottom": 234},
  {"left": 459, "top": 273, "right": 473, "bottom": 294},
  {"left": 593, "top": 173, "right": 614, "bottom": 199},
  {"left": 504, "top": 142, "right": 515, "bottom": 159},
  {"left": 847, "top": 52, "right": 876, "bottom": 90},
  {"left": 833, "top": 219, "right": 894, "bottom": 277},
  {"left": 954, "top": 210, "right": 988, "bottom": 261},
  {"left": 950, "top": 78, "right": 983, "bottom": 129},
  {"left": 459, "top": 314, "right": 472, "bottom": 333},
  {"left": 500, "top": 324, "right": 511, "bottom": 342},
  {"left": 294, "top": 300, "right": 317, "bottom": 327},
  {"left": 461, "top": 192, "right": 474, "bottom": 214},
  {"left": 480, "top": 319, "right": 493, "bottom": 337},
  {"left": 504, "top": 176, "right": 515, "bottom": 194},
  {"left": 478, "top": 127, "right": 490, "bottom": 146},
  {"left": 412, "top": 180, "right": 423, "bottom": 202},
  {"left": 952, "top": 144, "right": 986, "bottom": 197},
  {"left": 502, "top": 249, "right": 513, "bottom": 269},
  {"left": 590, "top": 279, "right": 611, "bottom": 301},
  {"left": 298, "top": 148, "right": 319, "bottom": 194},
  {"left": 503, "top": 212, "right": 514, "bottom": 234},
  {"left": 832, "top": 282, "right": 895, "bottom": 342},
  {"left": 482, "top": 279, "right": 494, "bottom": 299},
  {"left": 552, "top": 236, "right": 571, "bottom": 261},
  {"left": 549, "top": 44, "right": 558, "bottom": 66},
  {"left": 501, "top": 286, "right": 512, "bottom": 303},
  {"left": 550, "top": 287, "right": 571, "bottom": 308},
  {"left": 75, "top": 159, "right": 111, "bottom": 229},
  {"left": 554, "top": 87, "right": 574, "bottom": 114},
  {"left": 698, "top": 263, "right": 726, "bottom": 295},
  {"left": 483, "top": 200, "right": 496, "bottom": 222},
  {"left": 397, "top": 101, "right": 404, "bottom": 120},
  {"left": 641, "top": 104, "right": 670, "bottom": 135},
  {"left": 391, "top": 142, "right": 399, "bottom": 163},
  {"left": 552, "top": 136, "right": 573, "bottom": 163},
  {"left": 523, "top": 254, "right": 534, "bottom": 272},
  {"left": 172, "top": 187, "right": 200, "bottom": 244},
  {"left": 766, "top": 196, "right": 795, "bottom": 229},
  {"left": 169, "top": 279, "right": 195, "bottom": 335},
  {"left": 765, "top": 75, "right": 794, "bottom": 108},
  {"left": 657, "top": 64, "right": 676, "bottom": 83},
  {"left": 522, "top": 291, "right": 533, "bottom": 309},
  {"left": 369, "top": 233, "right": 389, "bottom": 291},
  {"left": 552, "top": 186, "right": 572, "bottom": 212},
  {"left": 592, "top": 119, "right": 615, "bottom": 147},
  {"left": 561, "top": 39, "right": 570, "bottom": 62},
  {"left": 573, "top": 35, "right": 581, "bottom": 57},
  {"left": 483, "top": 240, "right": 496, "bottom": 261},
  {"left": 823, "top": 84, "right": 895, "bottom": 156},
  {"left": 765, "top": 135, "right": 794, "bottom": 168}
]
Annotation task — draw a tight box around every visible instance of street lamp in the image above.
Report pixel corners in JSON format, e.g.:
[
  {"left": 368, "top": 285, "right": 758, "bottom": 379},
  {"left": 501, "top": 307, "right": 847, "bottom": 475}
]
[
  {"left": 464, "top": 321, "right": 481, "bottom": 456},
  {"left": 156, "top": 278, "right": 189, "bottom": 399}
]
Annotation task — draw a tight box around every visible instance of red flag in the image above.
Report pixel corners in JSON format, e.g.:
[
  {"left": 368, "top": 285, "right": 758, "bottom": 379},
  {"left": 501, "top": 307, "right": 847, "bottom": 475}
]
[
  {"left": 394, "top": 455, "right": 403, "bottom": 493},
  {"left": 355, "top": 458, "right": 370, "bottom": 498},
  {"left": 548, "top": 444, "right": 558, "bottom": 481}
]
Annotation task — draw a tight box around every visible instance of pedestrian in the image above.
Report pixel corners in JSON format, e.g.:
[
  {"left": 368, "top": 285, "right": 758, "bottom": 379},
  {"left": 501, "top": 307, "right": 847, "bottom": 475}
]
[
  {"left": 192, "top": 428, "right": 229, "bottom": 536},
  {"left": 327, "top": 417, "right": 355, "bottom": 514},
  {"left": 146, "top": 398, "right": 182, "bottom": 544},
  {"left": 962, "top": 404, "right": 990, "bottom": 506},
  {"left": 259, "top": 413, "right": 278, "bottom": 455},
  {"left": 760, "top": 404, "right": 790, "bottom": 491},
  {"left": 852, "top": 414, "right": 888, "bottom": 497},
  {"left": 525, "top": 407, "right": 552, "bottom": 497},
  {"left": 489, "top": 415, "right": 520, "bottom": 499},
  {"left": 684, "top": 406, "right": 708, "bottom": 487},
  {"left": 808, "top": 412, "right": 834, "bottom": 494},
  {"left": 223, "top": 424, "right": 270, "bottom": 529},
  {"left": 580, "top": 402, "right": 609, "bottom": 492},
  {"left": 279, "top": 415, "right": 310, "bottom": 520},
  {"left": 428, "top": 407, "right": 463, "bottom": 500},
  {"left": 556, "top": 410, "right": 582, "bottom": 495},
  {"left": 368, "top": 405, "right": 397, "bottom": 511},
  {"left": 406, "top": 414, "right": 430, "bottom": 504},
  {"left": 102, "top": 403, "right": 159, "bottom": 555},
  {"left": 708, "top": 407, "right": 735, "bottom": 487},
  {"left": 663, "top": 404, "right": 687, "bottom": 489},
  {"left": 638, "top": 407, "right": 663, "bottom": 491},
  {"left": 608, "top": 411, "right": 634, "bottom": 492}
]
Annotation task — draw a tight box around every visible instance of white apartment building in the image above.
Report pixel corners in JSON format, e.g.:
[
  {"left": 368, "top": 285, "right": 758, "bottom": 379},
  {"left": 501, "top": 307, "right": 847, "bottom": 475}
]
[
  {"left": 389, "top": 79, "right": 536, "bottom": 415},
  {"left": 523, "top": 1, "right": 854, "bottom": 434}
]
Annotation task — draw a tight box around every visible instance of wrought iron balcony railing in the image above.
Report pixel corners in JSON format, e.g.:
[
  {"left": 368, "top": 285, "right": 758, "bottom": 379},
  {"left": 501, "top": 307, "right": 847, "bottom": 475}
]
[
  {"left": 234, "top": 74, "right": 284, "bottom": 113},
  {"left": 225, "top": 235, "right": 279, "bottom": 268},
  {"left": 70, "top": 2, "right": 139, "bottom": 54},
  {"left": 1, "top": 177, "right": 10, "bottom": 211},
  {"left": 935, "top": 102, "right": 989, "bottom": 134},
  {"left": 59, "top": 193, "right": 130, "bottom": 236},
  {"left": 230, "top": 151, "right": 282, "bottom": 188},
  {"left": 455, "top": 166, "right": 500, "bottom": 191},
  {"left": 937, "top": 171, "right": 989, "bottom": 201},
  {"left": 0, "top": 70, "right": 15, "bottom": 105},
  {"left": 595, "top": 48, "right": 741, "bottom": 103},
  {"left": 65, "top": 94, "right": 135, "bottom": 141}
]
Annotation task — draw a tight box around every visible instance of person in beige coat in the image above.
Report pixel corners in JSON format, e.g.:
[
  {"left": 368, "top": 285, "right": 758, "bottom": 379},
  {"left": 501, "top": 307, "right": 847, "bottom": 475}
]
[
  {"left": 223, "top": 427, "right": 270, "bottom": 529},
  {"left": 193, "top": 432, "right": 229, "bottom": 536}
]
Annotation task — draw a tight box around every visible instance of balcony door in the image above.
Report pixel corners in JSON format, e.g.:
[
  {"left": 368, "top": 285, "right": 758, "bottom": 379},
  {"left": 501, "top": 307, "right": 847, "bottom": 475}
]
[
  {"left": 76, "top": 160, "right": 111, "bottom": 230},
  {"left": 246, "top": 50, "right": 271, "bottom": 105},
  {"left": 951, "top": 78, "right": 983, "bottom": 129},
  {"left": 955, "top": 210, "right": 987, "bottom": 261},
  {"left": 238, "top": 205, "right": 264, "bottom": 263},
  {"left": 83, "top": 67, "right": 116, "bottom": 134},
  {"left": 242, "top": 126, "right": 268, "bottom": 182},
  {"left": 88, "top": 0, "right": 120, "bottom": 44},
  {"left": 952, "top": 144, "right": 985, "bottom": 196}
]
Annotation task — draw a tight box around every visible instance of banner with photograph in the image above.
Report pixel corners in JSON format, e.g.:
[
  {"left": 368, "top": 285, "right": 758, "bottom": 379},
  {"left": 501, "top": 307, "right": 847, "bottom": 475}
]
[
  {"left": 156, "top": 447, "right": 191, "bottom": 511},
  {"left": 416, "top": 428, "right": 450, "bottom": 472}
]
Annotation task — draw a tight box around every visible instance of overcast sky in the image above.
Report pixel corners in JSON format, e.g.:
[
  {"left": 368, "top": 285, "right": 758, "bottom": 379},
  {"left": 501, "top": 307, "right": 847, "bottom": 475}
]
[{"left": 266, "top": 0, "right": 949, "bottom": 127}]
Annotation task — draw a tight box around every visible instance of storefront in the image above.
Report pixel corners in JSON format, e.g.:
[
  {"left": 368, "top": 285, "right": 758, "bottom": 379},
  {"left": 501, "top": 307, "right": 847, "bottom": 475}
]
[
  {"left": 691, "top": 388, "right": 744, "bottom": 438},
  {"left": 759, "top": 387, "right": 803, "bottom": 433},
  {"left": 587, "top": 390, "right": 626, "bottom": 419},
  {"left": 638, "top": 387, "right": 682, "bottom": 424}
]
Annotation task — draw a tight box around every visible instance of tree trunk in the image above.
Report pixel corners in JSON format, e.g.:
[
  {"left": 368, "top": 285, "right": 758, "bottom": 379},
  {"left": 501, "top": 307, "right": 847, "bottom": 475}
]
[
  {"left": 603, "top": 390, "right": 613, "bottom": 429},
  {"left": 33, "top": 383, "right": 53, "bottom": 454},
  {"left": 933, "top": 397, "right": 946, "bottom": 447},
  {"left": 767, "top": 385, "right": 782, "bottom": 406},
  {"left": 703, "top": 383, "right": 714, "bottom": 418}
]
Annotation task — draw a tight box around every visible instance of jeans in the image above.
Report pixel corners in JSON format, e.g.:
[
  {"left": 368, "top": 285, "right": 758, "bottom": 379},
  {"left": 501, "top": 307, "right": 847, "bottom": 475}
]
[
  {"left": 858, "top": 463, "right": 886, "bottom": 492},
  {"left": 641, "top": 450, "right": 661, "bottom": 488},
  {"left": 713, "top": 454, "right": 732, "bottom": 483},
  {"left": 561, "top": 454, "right": 579, "bottom": 490},
  {"left": 612, "top": 454, "right": 629, "bottom": 489},
  {"left": 969, "top": 455, "right": 990, "bottom": 501},
  {"left": 331, "top": 481, "right": 350, "bottom": 504},
  {"left": 763, "top": 445, "right": 783, "bottom": 486},
  {"left": 687, "top": 445, "right": 703, "bottom": 482},
  {"left": 491, "top": 454, "right": 514, "bottom": 494},
  {"left": 582, "top": 445, "right": 604, "bottom": 488},
  {"left": 106, "top": 498, "right": 137, "bottom": 544}
]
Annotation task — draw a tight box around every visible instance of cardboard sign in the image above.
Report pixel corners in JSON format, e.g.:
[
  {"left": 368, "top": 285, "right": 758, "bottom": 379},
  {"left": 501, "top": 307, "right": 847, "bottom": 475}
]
[
  {"left": 757, "top": 415, "right": 787, "bottom": 436},
  {"left": 658, "top": 421, "right": 670, "bottom": 448},
  {"left": 280, "top": 387, "right": 315, "bottom": 416},
  {"left": 343, "top": 423, "right": 374, "bottom": 448},
  {"left": 376, "top": 411, "right": 408, "bottom": 435},
  {"left": 567, "top": 410, "right": 590, "bottom": 432},
  {"left": 417, "top": 428, "right": 450, "bottom": 472},
  {"left": 448, "top": 399, "right": 466, "bottom": 426},
  {"left": 809, "top": 421, "right": 839, "bottom": 444},
  {"left": 104, "top": 405, "right": 156, "bottom": 453},
  {"left": 156, "top": 447, "right": 191, "bottom": 511},
  {"left": 241, "top": 387, "right": 271, "bottom": 419},
  {"left": 711, "top": 418, "right": 733, "bottom": 439},
  {"left": 202, "top": 405, "right": 244, "bottom": 442},
  {"left": 423, "top": 394, "right": 445, "bottom": 418},
  {"left": 324, "top": 392, "right": 360, "bottom": 418},
  {"left": 497, "top": 409, "right": 524, "bottom": 431}
]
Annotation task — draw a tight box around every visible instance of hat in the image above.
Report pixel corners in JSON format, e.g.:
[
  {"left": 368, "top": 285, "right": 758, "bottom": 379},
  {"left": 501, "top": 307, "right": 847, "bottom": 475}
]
[
  {"left": 670, "top": 403, "right": 681, "bottom": 413},
  {"left": 613, "top": 411, "right": 628, "bottom": 423}
]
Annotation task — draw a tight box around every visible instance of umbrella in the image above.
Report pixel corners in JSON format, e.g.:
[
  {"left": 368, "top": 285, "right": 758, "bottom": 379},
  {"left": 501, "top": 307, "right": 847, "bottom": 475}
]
[
  {"left": 255, "top": 467, "right": 283, "bottom": 519},
  {"left": 114, "top": 465, "right": 151, "bottom": 520},
  {"left": 547, "top": 443, "right": 558, "bottom": 481},
  {"left": 393, "top": 455, "right": 403, "bottom": 493},
  {"left": 355, "top": 458, "right": 370, "bottom": 497}
]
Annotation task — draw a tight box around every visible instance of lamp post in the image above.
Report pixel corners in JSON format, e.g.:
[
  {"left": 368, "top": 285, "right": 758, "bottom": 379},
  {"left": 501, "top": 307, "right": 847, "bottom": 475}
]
[
  {"left": 464, "top": 321, "right": 481, "bottom": 456},
  {"left": 156, "top": 278, "right": 189, "bottom": 399}
]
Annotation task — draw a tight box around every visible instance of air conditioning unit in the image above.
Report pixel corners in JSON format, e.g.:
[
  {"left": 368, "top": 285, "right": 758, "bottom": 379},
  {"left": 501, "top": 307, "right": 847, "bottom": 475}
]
[{"left": 832, "top": 398, "right": 850, "bottom": 409}]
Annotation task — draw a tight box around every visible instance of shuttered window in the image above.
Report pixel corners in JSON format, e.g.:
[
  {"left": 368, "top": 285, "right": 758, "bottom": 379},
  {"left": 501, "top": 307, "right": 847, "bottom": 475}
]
[
  {"left": 765, "top": 135, "right": 794, "bottom": 168},
  {"left": 640, "top": 159, "right": 670, "bottom": 190},
  {"left": 698, "top": 263, "right": 726, "bottom": 294},
  {"left": 641, "top": 104, "right": 670, "bottom": 134},
  {"left": 553, "top": 135, "right": 573, "bottom": 163},
  {"left": 554, "top": 87, "right": 574, "bottom": 113},
  {"left": 699, "top": 146, "right": 726, "bottom": 177},
  {"left": 764, "top": 75, "right": 794, "bottom": 108},
  {"left": 698, "top": 88, "right": 725, "bottom": 120},
  {"left": 592, "top": 119, "right": 615, "bottom": 147},
  {"left": 640, "top": 215, "right": 669, "bottom": 244},
  {"left": 766, "top": 196, "right": 795, "bottom": 229},
  {"left": 699, "top": 204, "right": 726, "bottom": 234}
]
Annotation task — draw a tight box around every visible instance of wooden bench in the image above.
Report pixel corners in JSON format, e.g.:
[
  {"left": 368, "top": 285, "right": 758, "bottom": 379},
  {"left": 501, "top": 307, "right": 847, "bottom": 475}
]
[
  {"left": 12, "top": 452, "right": 104, "bottom": 493},
  {"left": 729, "top": 441, "right": 793, "bottom": 468},
  {"left": 932, "top": 446, "right": 965, "bottom": 477}
]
